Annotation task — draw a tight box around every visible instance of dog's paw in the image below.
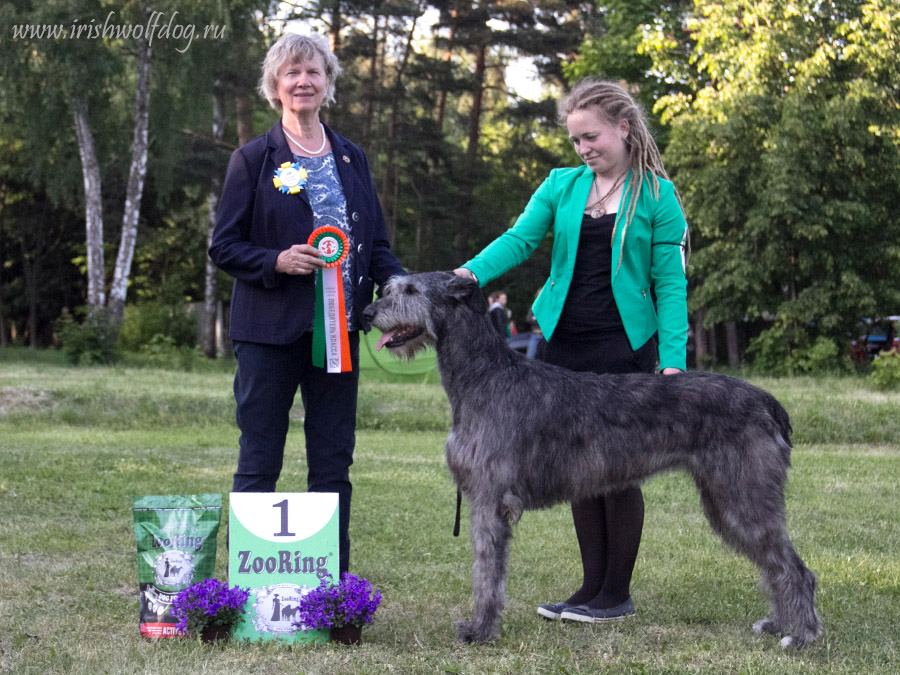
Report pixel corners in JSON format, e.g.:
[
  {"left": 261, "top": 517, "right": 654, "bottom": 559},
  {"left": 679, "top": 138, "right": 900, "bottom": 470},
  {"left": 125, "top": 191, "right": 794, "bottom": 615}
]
[
  {"left": 779, "top": 626, "right": 823, "bottom": 649},
  {"left": 454, "top": 620, "right": 495, "bottom": 644},
  {"left": 752, "top": 618, "right": 779, "bottom": 635},
  {"left": 454, "top": 620, "right": 476, "bottom": 643}
]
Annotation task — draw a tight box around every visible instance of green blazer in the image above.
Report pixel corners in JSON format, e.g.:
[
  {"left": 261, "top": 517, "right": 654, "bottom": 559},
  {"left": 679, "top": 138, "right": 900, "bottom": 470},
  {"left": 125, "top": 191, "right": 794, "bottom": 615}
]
[{"left": 463, "top": 165, "right": 689, "bottom": 371}]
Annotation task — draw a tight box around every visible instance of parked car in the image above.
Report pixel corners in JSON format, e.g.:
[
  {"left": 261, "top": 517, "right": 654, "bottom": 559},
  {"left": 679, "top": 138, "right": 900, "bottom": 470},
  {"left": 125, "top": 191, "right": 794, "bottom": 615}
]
[{"left": 850, "top": 317, "right": 900, "bottom": 363}]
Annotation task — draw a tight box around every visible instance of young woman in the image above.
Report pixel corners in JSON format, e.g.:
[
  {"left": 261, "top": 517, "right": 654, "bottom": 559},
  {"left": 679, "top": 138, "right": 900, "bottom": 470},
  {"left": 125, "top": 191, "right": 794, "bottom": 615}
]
[{"left": 455, "top": 78, "right": 689, "bottom": 623}]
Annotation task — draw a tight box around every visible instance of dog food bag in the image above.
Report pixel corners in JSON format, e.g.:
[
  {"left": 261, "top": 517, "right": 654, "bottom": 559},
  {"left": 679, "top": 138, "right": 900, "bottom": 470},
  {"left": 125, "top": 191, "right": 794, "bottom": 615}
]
[{"left": 132, "top": 494, "right": 222, "bottom": 638}]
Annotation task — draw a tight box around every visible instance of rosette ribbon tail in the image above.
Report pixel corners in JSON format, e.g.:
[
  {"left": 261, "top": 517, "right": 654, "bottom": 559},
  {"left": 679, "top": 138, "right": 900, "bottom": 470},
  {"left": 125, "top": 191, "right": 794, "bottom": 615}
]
[
  {"left": 312, "top": 266, "right": 352, "bottom": 373},
  {"left": 309, "top": 226, "right": 352, "bottom": 373}
]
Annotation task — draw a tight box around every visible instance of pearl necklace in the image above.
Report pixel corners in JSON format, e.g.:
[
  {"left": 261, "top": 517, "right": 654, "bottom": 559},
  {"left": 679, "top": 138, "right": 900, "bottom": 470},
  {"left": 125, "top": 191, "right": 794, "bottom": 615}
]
[
  {"left": 587, "top": 172, "right": 626, "bottom": 219},
  {"left": 283, "top": 123, "right": 328, "bottom": 155}
]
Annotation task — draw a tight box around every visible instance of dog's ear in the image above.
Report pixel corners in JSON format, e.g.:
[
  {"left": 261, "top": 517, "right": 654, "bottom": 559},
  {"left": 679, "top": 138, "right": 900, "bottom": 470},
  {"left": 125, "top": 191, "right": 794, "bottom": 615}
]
[{"left": 446, "top": 275, "right": 488, "bottom": 315}]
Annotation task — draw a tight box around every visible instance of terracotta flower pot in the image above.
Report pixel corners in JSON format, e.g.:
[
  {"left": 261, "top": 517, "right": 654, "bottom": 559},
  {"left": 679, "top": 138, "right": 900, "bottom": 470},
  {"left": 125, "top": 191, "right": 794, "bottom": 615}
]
[
  {"left": 200, "top": 624, "right": 233, "bottom": 643},
  {"left": 329, "top": 624, "right": 362, "bottom": 645}
]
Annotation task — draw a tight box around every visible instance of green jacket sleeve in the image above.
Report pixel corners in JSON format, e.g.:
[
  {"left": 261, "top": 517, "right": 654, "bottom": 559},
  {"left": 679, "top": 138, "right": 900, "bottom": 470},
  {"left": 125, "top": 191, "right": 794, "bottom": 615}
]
[{"left": 650, "top": 181, "right": 689, "bottom": 371}]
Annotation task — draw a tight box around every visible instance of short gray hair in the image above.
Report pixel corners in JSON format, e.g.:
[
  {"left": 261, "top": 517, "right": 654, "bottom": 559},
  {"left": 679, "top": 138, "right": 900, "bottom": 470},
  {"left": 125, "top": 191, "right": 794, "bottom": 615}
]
[{"left": 258, "top": 33, "right": 343, "bottom": 111}]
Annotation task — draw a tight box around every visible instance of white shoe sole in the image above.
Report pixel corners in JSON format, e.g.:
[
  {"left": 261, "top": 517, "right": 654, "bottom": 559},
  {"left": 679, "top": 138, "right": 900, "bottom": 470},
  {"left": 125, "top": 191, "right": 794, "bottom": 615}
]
[
  {"left": 560, "top": 611, "right": 631, "bottom": 623},
  {"left": 536, "top": 606, "right": 564, "bottom": 620}
]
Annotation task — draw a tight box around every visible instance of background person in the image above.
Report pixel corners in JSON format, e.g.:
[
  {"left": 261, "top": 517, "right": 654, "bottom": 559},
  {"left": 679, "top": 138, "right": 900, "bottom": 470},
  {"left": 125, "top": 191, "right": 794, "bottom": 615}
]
[
  {"left": 209, "top": 33, "right": 405, "bottom": 575},
  {"left": 454, "top": 77, "right": 689, "bottom": 623},
  {"left": 488, "top": 291, "right": 510, "bottom": 338},
  {"left": 524, "top": 289, "right": 544, "bottom": 359}
]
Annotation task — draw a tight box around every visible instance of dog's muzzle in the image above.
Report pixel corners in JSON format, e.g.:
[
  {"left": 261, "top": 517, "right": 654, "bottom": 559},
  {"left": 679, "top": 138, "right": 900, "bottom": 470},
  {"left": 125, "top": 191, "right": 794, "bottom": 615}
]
[{"left": 362, "top": 302, "right": 425, "bottom": 351}]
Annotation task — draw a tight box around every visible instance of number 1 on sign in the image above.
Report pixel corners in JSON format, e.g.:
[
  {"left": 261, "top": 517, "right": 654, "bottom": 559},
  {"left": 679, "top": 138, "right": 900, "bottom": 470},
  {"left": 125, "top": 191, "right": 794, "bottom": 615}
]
[{"left": 272, "top": 499, "right": 296, "bottom": 537}]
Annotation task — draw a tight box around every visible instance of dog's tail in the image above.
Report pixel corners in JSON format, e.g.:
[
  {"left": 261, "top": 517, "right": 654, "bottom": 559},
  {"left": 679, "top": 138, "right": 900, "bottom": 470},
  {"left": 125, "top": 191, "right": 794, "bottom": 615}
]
[{"left": 770, "top": 397, "right": 793, "bottom": 465}]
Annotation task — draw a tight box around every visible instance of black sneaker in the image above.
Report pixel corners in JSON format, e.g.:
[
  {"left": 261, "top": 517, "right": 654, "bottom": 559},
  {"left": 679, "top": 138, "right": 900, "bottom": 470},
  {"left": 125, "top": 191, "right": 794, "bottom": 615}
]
[
  {"left": 559, "top": 597, "right": 636, "bottom": 623},
  {"left": 536, "top": 601, "right": 572, "bottom": 620}
]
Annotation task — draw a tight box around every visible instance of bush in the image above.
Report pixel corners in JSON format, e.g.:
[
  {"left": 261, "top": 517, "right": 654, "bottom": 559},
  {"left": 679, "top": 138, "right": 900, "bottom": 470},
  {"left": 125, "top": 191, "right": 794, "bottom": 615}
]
[
  {"left": 56, "top": 308, "right": 118, "bottom": 365},
  {"left": 869, "top": 351, "right": 900, "bottom": 391},
  {"left": 793, "top": 336, "right": 852, "bottom": 375},
  {"left": 138, "top": 334, "right": 204, "bottom": 371},
  {"left": 747, "top": 325, "right": 850, "bottom": 376},
  {"left": 746, "top": 327, "right": 793, "bottom": 375},
  {"left": 118, "top": 301, "right": 197, "bottom": 352}
]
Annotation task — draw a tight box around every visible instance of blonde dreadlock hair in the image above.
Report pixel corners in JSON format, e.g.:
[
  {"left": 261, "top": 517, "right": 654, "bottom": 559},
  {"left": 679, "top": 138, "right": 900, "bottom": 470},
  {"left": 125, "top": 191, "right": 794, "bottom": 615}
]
[{"left": 558, "top": 78, "right": 685, "bottom": 273}]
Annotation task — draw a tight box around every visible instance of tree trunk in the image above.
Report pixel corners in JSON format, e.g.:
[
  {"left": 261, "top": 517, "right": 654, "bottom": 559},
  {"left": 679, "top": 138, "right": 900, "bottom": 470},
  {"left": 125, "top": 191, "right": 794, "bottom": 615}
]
[
  {"left": 329, "top": 2, "right": 342, "bottom": 56},
  {"left": 465, "top": 42, "right": 486, "bottom": 164},
  {"left": 381, "top": 8, "right": 419, "bottom": 244},
  {"left": 361, "top": 13, "right": 379, "bottom": 145},
  {"left": 0, "top": 282, "right": 6, "bottom": 346},
  {"left": 203, "top": 82, "right": 226, "bottom": 358},
  {"left": 18, "top": 235, "right": 38, "bottom": 348},
  {"left": 72, "top": 95, "right": 106, "bottom": 309},
  {"left": 693, "top": 307, "right": 707, "bottom": 370},
  {"left": 725, "top": 321, "right": 740, "bottom": 368},
  {"left": 230, "top": 16, "right": 254, "bottom": 147},
  {"left": 455, "top": 39, "right": 487, "bottom": 262},
  {"left": 0, "top": 194, "right": 7, "bottom": 347},
  {"left": 435, "top": 13, "right": 456, "bottom": 132},
  {"left": 108, "top": 37, "right": 151, "bottom": 325},
  {"left": 235, "top": 92, "right": 253, "bottom": 147},
  {"left": 708, "top": 322, "right": 718, "bottom": 367}
]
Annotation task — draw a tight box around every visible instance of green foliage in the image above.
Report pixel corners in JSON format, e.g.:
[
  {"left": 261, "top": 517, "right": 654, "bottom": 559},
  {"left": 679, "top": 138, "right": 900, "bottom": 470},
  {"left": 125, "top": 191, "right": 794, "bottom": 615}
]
[
  {"left": 136, "top": 334, "right": 205, "bottom": 372},
  {"left": 565, "top": 0, "right": 694, "bottom": 127},
  {"left": 55, "top": 307, "right": 119, "bottom": 365},
  {"left": 745, "top": 326, "right": 793, "bottom": 376},
  {"left": 747, "top": 324, "right": 850, "bottom": 376},
  {"left": 117, "top": 301, "right": 198, "bottom": 352},
  {"left": 655, "top": 0, "right": 900, "bottom": 349},
  {"left": 869, "top": 352, "right": 900, "bottom": 391},
  {"left": 792, "top": 336, "right": 849, "bottom": 375}
]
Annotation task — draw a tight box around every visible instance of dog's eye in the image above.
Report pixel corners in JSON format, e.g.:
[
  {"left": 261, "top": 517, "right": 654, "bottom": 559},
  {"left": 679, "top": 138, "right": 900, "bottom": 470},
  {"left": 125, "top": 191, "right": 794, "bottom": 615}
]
[{"left": 404, "top": 286, "right": 419, "bottom": 295}]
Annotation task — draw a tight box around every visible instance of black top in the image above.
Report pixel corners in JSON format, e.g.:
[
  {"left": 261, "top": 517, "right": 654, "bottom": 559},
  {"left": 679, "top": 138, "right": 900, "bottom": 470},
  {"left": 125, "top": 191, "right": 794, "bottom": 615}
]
[
  {"left": 555, "top": 212, "right": 623, "bottom": 339},
  {"left": 489, "top": 306, "right": 508, "bottom": 337}
]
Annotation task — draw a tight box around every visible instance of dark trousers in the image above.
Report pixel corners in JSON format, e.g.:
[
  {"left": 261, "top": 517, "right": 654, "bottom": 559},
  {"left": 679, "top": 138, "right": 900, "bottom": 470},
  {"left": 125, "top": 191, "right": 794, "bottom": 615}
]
[
  {"left": 541, "top": 330, "right": 657, "bottom": 606},
  {"left": 232, "top": 332, "right": 360, "bottom": 575}
]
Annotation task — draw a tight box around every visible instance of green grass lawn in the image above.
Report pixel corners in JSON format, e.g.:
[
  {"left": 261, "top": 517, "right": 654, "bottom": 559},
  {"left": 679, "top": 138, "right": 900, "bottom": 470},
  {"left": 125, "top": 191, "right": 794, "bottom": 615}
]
[{"left": 1, "top": 349, "right": 898, "bottom": 673}]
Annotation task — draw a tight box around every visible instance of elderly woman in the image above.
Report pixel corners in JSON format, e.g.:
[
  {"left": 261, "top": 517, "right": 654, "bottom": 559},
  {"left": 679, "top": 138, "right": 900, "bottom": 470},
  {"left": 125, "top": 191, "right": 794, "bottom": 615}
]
[{"left": 209, "top": 33, "right": 405, "bottom": 575}]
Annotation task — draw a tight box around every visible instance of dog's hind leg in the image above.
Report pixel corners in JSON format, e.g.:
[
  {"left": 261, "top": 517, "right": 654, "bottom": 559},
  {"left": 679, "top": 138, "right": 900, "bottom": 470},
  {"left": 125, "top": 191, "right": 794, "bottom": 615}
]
[
  {"left": 456, "top": 501, "right": 513, "bottom": 644},
  {"left": 752, "top": 543, "right": 821, "bottom": 648},
  {"left": 695, "top": 461, "right": 821, "bottom": 648}
]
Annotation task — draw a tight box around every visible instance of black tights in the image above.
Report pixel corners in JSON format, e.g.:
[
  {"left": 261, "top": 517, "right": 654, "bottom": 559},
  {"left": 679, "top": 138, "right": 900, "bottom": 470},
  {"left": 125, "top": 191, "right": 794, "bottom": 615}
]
[
  {"left": 541, "top": 331, "right": 656, "bottom": 609},
  {"left": 565, "top": 486, "right": 644, "bottom": 608}
]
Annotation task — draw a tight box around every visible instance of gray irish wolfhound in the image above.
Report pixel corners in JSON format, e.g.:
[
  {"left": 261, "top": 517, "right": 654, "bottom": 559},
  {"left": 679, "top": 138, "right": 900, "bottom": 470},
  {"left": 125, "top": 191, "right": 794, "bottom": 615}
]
[{"left": 362, "top": 271, "right": 822, "bottom": 648}]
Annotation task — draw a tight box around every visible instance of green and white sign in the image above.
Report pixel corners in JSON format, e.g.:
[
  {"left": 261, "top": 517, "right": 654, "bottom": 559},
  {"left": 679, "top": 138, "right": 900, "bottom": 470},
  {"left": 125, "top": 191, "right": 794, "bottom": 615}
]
[{"left": 228, "top": 492, "right": 339, "bottom": 643}]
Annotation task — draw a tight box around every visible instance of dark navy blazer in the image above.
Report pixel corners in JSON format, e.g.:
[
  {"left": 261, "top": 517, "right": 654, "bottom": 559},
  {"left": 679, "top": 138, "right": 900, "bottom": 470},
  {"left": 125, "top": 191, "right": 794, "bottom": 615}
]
[{"left": 209, "top": 121, "right": 406, "bottom": 345}]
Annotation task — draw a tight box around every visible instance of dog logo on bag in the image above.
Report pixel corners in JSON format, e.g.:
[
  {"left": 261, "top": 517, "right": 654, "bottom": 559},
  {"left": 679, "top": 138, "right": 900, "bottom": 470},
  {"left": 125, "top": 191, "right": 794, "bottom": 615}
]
[{"left": 154, "top": 550, "right": 194, "bottom": 587}]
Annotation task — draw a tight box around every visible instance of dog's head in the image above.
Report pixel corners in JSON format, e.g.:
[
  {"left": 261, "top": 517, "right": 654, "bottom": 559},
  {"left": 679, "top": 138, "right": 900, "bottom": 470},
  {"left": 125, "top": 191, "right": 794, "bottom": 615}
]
[{"left": 362, "top": 271, "right": 487, "bottom": 361}]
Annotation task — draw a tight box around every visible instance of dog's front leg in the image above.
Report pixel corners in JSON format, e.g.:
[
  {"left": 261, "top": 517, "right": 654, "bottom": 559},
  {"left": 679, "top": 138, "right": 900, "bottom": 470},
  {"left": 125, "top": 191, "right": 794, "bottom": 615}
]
[{"left": 456, "top": 501, "right": 512, "bottom": 644}]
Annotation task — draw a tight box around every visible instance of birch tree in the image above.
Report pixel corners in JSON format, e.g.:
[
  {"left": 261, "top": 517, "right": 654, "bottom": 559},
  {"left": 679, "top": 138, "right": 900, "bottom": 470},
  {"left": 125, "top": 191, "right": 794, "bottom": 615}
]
[
  {"left": 107, "top": 35, "right": 151, "bottom": 323},
  {"left": 202, "top": 82, "right": 226, "bottom": 358},
  {"left": 71, "top": 95, "right": 106, "bottom": 309}
]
